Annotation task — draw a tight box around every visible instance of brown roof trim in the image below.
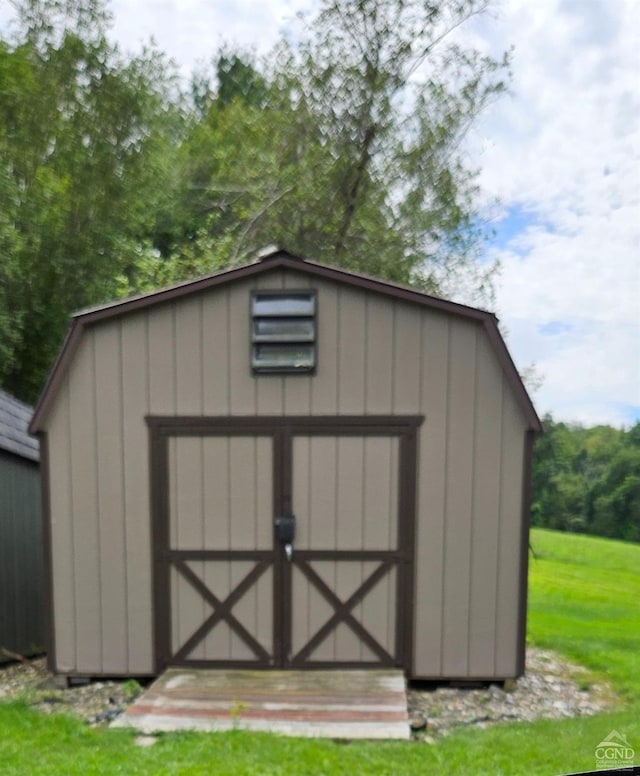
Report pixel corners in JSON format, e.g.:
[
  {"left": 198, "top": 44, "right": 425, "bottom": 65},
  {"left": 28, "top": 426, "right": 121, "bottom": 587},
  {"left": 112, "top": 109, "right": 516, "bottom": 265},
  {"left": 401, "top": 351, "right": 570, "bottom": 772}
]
[
  {"left": 72, "top": 248, "right": 492, "bottom": 323},
  {"left": 29, "top": 249, "right": 542, "bottom": 433},
  {"left": 481, "top": 318, "right": 542, "bottom": 433},
  {"left": 29, "top": 319, "right": 84, "bottom": 434}
]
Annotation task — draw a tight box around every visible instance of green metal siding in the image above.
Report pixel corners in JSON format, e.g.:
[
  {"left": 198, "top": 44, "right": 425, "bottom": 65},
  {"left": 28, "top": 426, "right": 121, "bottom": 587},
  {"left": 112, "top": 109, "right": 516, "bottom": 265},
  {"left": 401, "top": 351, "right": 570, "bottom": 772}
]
[{"left": 0, "top": 449, "right": 44, "bottom": 659}]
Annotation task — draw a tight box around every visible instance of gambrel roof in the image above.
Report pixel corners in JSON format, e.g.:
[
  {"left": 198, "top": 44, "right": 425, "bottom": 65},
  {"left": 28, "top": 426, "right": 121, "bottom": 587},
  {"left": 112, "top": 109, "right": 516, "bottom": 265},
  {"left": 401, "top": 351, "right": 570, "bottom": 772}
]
[{"left": 30, "top": 249, "right": 541, "bottom": 434}]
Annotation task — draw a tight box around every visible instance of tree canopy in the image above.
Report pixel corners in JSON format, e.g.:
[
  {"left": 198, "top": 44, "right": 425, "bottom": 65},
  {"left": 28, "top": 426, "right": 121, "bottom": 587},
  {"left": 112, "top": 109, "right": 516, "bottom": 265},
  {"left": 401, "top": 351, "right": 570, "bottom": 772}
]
[
  {"left": 1, "top": 0, "right": 509, "bottom": 402},
  {"left": 0, "top": 0, "right": 180, "bottom": 400},
  {"left": 532, "top": 416, "right": 640, "bottom": 543},
  {"left": 136, "top": 0, "right": 508, "bottom": 301}
]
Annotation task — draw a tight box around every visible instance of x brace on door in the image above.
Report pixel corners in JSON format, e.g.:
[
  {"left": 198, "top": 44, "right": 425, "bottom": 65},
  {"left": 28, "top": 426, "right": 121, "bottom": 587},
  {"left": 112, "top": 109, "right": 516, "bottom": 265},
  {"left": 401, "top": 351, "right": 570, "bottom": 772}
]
[
  {"left": 170, "top": 553, "right": 272, "bottom": 663},
  {"left": 290, "top": 556, "right": 395, "bottom": 665},
  {"left": 169, "top": 553, "right": 398, "bottom": 667}
]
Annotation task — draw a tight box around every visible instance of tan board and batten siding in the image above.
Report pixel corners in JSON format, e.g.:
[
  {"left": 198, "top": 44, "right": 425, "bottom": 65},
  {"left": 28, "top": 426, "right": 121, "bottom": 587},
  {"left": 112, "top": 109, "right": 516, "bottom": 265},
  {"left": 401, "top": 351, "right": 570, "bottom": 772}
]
[
  {"left": 168, "top": 435, "right": 275, "bottom": 663},
  {"left": 36, "top": 256, "right": 537, "bottom": 680}
]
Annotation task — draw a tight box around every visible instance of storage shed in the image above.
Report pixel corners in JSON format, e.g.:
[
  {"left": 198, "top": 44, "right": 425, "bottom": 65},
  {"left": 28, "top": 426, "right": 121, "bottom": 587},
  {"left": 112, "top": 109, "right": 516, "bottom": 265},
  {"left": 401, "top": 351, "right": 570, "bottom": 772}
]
[
  {"left": 0, "top": 389, "right": 44, "bottom": 660},
  {"left": 30, "top": 249, "right": 541, "bottom": 682}
]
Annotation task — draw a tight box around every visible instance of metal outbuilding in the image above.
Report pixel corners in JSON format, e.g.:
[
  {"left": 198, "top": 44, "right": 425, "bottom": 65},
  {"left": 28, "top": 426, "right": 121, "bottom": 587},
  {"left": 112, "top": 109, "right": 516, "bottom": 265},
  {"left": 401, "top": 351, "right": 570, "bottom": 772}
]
[
  {"left": 30, "top": 249, "right": 541, "bottom": 682},
  {"left": 0, "top": 389, "right": 43, "bottom": 660}
]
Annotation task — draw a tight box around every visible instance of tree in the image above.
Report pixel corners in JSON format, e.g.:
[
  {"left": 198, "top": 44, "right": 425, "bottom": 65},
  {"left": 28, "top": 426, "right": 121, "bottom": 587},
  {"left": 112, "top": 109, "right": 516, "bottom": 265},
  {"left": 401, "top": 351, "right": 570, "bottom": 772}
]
[
  {"left": 586, "top": 430, "right": 640, "bottom": 542},
  {"left": 1, "top": 0, "right": 511, "bottom": 401},
  {"left": 287, "top": 0, "right": 509, "bottom": 300},
  {"left": 532, "top": 416, "right": 640, "bottom": 542},
  {"left": 531, "top": 416, "right": 587, "bottom": 532},
  {"left": 0, "top": 0, "right": 180, "bottom": 402},
  {"left": 148, "top": 0, "right": 509, "bottom": 306}
]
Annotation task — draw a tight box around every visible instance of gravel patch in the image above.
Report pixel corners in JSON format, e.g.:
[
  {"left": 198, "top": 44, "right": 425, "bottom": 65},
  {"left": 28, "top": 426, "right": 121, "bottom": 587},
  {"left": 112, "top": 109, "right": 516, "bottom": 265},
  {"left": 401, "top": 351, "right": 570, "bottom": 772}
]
[
  {"left": 0, "top": 658, "right": 144, "bottom": 725},
  {"left": 408, "top": 647, "right": 618, "bottom": 741},
  {"left": 0, "top": 647, "right": 618, "bottom": 734}
]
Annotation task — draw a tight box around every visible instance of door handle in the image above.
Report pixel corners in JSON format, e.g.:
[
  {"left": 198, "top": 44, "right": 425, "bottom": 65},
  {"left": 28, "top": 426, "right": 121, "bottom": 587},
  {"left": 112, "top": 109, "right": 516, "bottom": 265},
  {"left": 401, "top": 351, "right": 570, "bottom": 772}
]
[{"left": 275, "top": 514, "right": 296, "bottom": 544}]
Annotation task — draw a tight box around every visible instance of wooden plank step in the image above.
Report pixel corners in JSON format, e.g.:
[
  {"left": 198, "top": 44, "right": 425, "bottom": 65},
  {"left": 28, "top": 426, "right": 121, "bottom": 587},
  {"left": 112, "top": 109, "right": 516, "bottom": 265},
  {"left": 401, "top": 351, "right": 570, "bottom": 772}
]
[{"left": 112, "top": 669, "right": 410, "bottom": 739}]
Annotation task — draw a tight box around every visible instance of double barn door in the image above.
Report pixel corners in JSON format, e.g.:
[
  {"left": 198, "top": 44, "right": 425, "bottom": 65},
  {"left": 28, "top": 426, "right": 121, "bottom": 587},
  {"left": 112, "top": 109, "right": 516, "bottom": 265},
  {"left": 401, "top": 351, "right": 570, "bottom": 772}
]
[{"left": 149, "top": 417, "right": 420, "bottom": 672}]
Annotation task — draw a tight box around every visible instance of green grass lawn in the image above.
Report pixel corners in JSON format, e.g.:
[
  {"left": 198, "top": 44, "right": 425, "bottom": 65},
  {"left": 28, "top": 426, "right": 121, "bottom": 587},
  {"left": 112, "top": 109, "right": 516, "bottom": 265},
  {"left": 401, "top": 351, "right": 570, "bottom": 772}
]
[
  {"left": 1, "top": 527, "right": 638, "bottom": 775},
  {"left": 1, "top": 701, "right": 638, "bottom": 776},
  {"left": 528, "top": 527, "right": 640, "bottom": 700}
]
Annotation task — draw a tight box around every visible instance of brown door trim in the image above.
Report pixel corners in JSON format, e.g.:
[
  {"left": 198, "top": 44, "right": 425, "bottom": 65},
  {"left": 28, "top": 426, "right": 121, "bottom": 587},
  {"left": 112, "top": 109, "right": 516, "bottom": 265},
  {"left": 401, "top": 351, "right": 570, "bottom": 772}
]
[
  {"left": 149, "top": 420, "right": 171, "bottom": 673},
  {"left": 149, "top": 424, "right": 280, "bottom": 672},
  {"left": 396, "top": 426, "right": 419, "bottom": 671},
  {"left": 147, "top": 415, "right": 423, "bottom": 673},
  {"left": 146, "top": 415, "right": 423, "bottom": 434}
]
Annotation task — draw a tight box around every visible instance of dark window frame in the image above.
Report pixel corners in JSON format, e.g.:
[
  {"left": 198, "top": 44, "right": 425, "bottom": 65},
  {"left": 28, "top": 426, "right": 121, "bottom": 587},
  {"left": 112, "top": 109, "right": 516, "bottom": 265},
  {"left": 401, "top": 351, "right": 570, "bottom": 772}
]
[{"left": 250, "top": 290, "right": 317, "bottom": 375}]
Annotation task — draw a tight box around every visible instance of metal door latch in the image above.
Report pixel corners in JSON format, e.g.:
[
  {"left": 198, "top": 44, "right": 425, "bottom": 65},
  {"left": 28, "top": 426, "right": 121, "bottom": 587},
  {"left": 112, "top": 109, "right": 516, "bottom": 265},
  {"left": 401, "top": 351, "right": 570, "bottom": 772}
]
[{"left": 284, "top": 543, "right": 293, "bottom": 562}]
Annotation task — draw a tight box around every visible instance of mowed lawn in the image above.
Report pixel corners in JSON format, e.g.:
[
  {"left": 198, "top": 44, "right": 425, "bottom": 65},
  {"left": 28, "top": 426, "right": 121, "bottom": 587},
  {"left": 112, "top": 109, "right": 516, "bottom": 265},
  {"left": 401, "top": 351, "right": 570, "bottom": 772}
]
[
  {"left": 1, "top": 527, "right": 638, "bottom": 776},
  {"left": 528, "top": 527, "right": 640, "bottom": 700}
]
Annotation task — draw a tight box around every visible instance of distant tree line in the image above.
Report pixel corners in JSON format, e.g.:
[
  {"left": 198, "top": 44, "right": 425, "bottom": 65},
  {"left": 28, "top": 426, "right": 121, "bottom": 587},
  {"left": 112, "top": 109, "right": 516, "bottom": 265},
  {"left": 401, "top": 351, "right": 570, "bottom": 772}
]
[{"left": 532, "top": 416, "right": 640, "bottom": 543}]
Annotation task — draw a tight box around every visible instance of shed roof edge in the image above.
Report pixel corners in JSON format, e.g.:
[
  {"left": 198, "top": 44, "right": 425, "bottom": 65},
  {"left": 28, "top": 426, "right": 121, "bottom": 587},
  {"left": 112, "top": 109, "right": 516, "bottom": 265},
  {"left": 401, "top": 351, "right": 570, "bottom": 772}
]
[
  {"left": 29, "top": 250, "right": 541, "bottom": 433},
  {"left": 0, "top": 388, "right": 40, "bottom": 461}
]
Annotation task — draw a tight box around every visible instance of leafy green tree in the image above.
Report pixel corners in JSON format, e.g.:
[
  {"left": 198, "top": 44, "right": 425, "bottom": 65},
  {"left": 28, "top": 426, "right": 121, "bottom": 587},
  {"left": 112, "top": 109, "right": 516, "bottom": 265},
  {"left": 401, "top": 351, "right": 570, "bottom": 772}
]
[
  {"left": 151, "top": 0, "right": 509, "bottom": 305},
  {"left": 586, "top": 429, "right": 640, "bottom": 542},
  {"left": 532, "top": 417, "right": 640, "bottom": 542},
  {"left": 286, "top": 0, "right": 509, "bottom": 300},
  {"left": 0, "top": 0, "right": 180, "bottom": 402},
  {"left": 1, "top": 0, "right": 512, "bottom": 401},
  {"left": 216, "top": 52, "right": 268, "bottom": 110},
  {"left": 532, "top": 416, "right": 586, "bottom": 532}
]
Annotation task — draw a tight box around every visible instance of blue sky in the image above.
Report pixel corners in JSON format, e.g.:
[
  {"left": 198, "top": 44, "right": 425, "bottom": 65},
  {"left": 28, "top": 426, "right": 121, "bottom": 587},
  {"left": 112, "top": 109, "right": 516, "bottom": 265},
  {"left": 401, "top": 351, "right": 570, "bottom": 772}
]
[
  {"left": 489, "top": 206, "right": 558, "bottom": 253},
  {"left": 1, "top": 0, "right": 638, "bottom": 427}
]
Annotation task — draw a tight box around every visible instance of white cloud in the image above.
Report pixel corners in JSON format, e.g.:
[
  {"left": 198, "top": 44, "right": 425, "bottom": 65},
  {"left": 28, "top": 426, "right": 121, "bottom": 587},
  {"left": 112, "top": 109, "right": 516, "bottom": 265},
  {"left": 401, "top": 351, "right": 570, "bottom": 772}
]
[
  {"left": 109, "top": 0, "right": 313, "bottom": 77},
  {"left": 466, "top": 0, "right": 640, "bottom": 426}
]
